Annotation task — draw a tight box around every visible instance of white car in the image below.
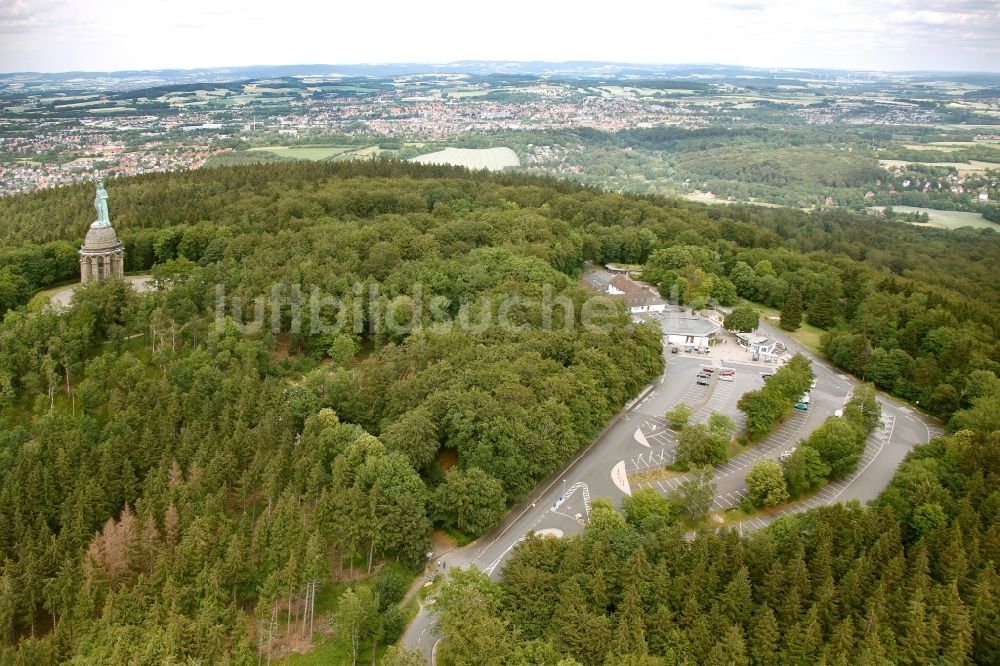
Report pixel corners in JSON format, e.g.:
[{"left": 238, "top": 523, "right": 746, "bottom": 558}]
[
  {"left": 799, "top": 393, "right": 811, "bottom": 404},
  {"left": 810, "top": 379, "right": 817, "bottom": 389},
  {"left": 780, "top": 447, "right": 796, "bottom": 462}
]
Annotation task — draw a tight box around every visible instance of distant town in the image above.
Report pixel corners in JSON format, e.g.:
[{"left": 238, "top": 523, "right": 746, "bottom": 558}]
[{"left": 2, "top": 63, "right": 998, "bottom": 227}]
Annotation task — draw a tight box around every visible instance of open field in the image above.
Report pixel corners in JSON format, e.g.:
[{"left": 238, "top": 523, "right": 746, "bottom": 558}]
[
  {"left": 904, "top": 144, "right": 962, "bottom": 152},
  {"left": 870, "top": 205, "right": 996, "bottom": 230},
  {"left": 681, "top": 192, "right": 788, "bottom": 209},
  {"left": 444, "top": 88, "right": 491, "bottom": 98},
  {"left": 931, "top": 123, "right": 1000, "bottom": 131},
  {"left": 597, "top": 86, "right": 695, "bottom": 97},
  {"left": 54, "top": 99, "right": 105, "bottom": 109},
  {"left": 248, "top": 145, "right": 357, "bottom": 160},
  {"left": 410, "top": 146, "right": 520, "bottom": 170},
  {"left": 879, "top": 158, "right": 1000, "bottom": 174},
  {"left": 337, "top": 145, "right": 383, "bottom": 159}
]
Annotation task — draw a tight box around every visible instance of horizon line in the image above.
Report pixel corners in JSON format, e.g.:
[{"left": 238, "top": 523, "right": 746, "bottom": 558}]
[{"left": 3, "top": 60, "right": 1000, "bottom": 77}]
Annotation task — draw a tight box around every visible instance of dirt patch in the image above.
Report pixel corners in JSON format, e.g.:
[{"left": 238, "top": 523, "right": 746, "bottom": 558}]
[
  {"left": 432, "top": 530, "right": 457, "bottom": 552},
  {"left": 628, "top": 467, "right": 687, "bottom": 485},
  {"left": 271, "top": 333, "right": 293, "bottom": 363},
  {"left": 436, "top": 447, "right": 459, "bottom": 471}
]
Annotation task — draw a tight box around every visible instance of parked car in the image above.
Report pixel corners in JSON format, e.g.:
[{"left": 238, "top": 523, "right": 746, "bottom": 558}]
[
  {"left": 696, "top": 377, "right": 710, "bottom": 386},
  {"left": 671, "top": 347, "right": 678, "bottom": 354},
  {"left": 780, "top": 447, "right": 796, "bottom": 462},
  {"left": 760, "top": 372, "right": 775, "bottom": 380},
  {"left": 701, "top": 367, "right": 715, "bottom": 373},
  {"left": 794, "top": 402, "right": 809, "bottom": 410},
  {"left": 720, "top": 374, "right": 734, "bottom": 382},
  {"left": 799, "top": 393, "right": 811, "bottom": 404},
  {"left": 810, "top": 379, "right": 817, "bottom": 389}
]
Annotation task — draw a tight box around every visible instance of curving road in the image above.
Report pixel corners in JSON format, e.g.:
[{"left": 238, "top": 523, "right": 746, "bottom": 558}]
[{"left": 401, "top": 314, "right": 941, "bottom": 663}]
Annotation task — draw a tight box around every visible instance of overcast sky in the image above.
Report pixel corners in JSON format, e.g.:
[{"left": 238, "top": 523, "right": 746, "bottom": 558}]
[{"left": 1, "top": 0, "right": 998, "bottom": 73}]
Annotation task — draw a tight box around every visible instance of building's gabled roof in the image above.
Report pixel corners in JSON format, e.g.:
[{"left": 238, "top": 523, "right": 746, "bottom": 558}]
[
  {"left": 609, "top": 274, "right": 643, "bottom": 294},
  {"left": 623, "top": 291, "right": 667, "bottom": 309},
  {"left": 608, "top": 274, "right": 666, "bottom": 309}
]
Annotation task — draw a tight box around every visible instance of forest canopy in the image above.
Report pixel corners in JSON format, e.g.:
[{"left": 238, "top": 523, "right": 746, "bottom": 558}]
[{"left": 0, "top": 160, "right": 998, "bottom": 662}]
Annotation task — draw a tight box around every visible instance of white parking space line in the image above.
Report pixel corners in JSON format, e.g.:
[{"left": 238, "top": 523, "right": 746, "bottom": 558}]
[{"left": 759, "top": 412, "right": 896, "bottom": 527}]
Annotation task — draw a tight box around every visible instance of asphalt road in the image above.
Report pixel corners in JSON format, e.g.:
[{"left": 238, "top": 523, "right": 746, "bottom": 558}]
[{"left": 401, "top": 315, "right": 941, "bottom": 663}]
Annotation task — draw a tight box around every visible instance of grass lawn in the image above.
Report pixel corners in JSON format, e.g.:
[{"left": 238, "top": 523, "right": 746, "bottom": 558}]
[{"left": 28, "top": 282, "right": 72, "bottom": 309}]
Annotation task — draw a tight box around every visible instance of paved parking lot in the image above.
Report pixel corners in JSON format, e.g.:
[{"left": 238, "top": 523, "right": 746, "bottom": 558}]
[
  {"left": 625, "top": 366, "right": 720, "bottom": 474},
  {"left": 735, "top": 412, "right": 897, "bottom": 532},
  {"left": 631, "top": 407, "right": 810, "bottom": 505}
]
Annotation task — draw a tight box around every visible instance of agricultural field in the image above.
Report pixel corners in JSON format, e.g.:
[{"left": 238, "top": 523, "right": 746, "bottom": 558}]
[
  {"left": 248, "top": 145, "right": 359, "bottom": 160},
  {"left": 410, "top": 146, "right": 520, "bottom": 170},
  {"left": 336, "top": 145, "right": 383, "bottom": 159},
  {"left": 596, "top": 86, "right": 695, "bottom": 97},
  {"left": 879, "top": 158, "right": 1000, "bottom": 174},
  {"left": 870, "top": 205, "right": 995, "bottom": 230}
]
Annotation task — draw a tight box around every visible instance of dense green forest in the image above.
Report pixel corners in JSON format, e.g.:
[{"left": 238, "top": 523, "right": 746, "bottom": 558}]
[
  {"left": 0, "top": 162, "right": 667, "bottom": 662},
  {"left": 1, "top": 160, "right": 999, "bottom": 662}
]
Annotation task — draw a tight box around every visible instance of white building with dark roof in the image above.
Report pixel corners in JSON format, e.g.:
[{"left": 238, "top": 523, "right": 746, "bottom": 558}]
[{"left": 606, "top": 274, "right": 667, "bottom": 313}]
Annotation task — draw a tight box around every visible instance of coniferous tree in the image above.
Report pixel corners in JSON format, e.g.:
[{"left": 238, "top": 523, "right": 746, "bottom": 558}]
[
  {"left": 780, "top": 286, "right": 803, "bottom": 331},
  {"left": 897, "top": 587, "right": 936, "bottom": 665},
  {"left": 748, "top": 605, "right": 780, "bottom": 666},
  {"left": 705, "top": 623, "right": 748, "bottom": 666},
  {"left": 613, "top": 586, "right": 648, "bottom": 656},
  {"left": 937, "top": 579, "right": 973, "bottom": 664},
  {"left": 720, "top": 567, "right": 753, "bottom": 628},
  {"left": 808, "top": 283, "right": 839, "bottom": 329}
]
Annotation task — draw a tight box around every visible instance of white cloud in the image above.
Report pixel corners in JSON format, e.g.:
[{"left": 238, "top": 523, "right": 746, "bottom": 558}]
[{"left": 0, "top": 0, "right": 998, "bottom": 72}]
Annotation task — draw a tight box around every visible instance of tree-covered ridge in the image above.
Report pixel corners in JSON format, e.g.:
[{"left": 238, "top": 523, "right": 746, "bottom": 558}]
[
  {"left": 0, "top": 160, "right": 998, "bottom": 662},
  {"left": 435, "top": 420, "right": 1000, "bottom": 666},
  {"left": 0, "top": 164, "right": 665, "bottom": 662},
  {"left": 2, "top": 161, "right": 999, "bottom": 422},
  {"left": 1, "top": 160, "right": 998, "bottom": 310}
]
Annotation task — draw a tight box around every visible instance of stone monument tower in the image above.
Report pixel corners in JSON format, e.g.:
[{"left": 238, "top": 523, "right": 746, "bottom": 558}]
[{"left": 79, "top": 176, "right": 124, "bottom": 283}]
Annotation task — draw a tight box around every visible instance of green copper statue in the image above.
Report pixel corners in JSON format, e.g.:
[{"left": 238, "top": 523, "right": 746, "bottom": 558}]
[{"left": 91, "top": 176, "right": 111, "bottom": 228}]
